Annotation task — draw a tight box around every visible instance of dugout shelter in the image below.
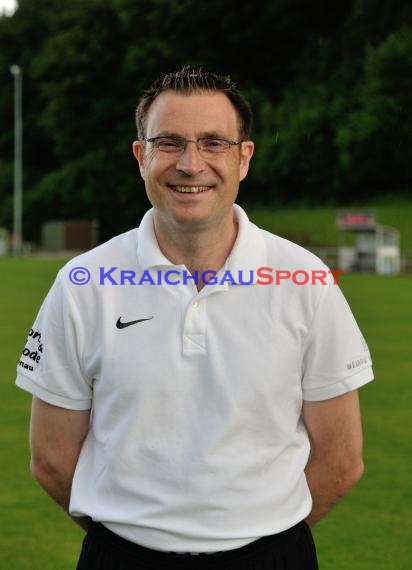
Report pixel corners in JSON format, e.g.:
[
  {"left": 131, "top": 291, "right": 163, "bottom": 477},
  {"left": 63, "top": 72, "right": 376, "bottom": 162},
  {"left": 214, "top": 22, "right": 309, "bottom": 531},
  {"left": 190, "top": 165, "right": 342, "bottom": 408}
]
[{"left": 337, "top": 211, "right": 400, "bottom": 275}]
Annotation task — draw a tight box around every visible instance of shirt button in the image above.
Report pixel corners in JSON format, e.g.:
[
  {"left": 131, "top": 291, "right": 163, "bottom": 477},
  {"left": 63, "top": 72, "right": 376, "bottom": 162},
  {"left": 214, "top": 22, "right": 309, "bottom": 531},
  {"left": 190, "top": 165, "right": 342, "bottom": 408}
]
[{"left": 192, "top": 301, "right": 199, "bottom": 308}]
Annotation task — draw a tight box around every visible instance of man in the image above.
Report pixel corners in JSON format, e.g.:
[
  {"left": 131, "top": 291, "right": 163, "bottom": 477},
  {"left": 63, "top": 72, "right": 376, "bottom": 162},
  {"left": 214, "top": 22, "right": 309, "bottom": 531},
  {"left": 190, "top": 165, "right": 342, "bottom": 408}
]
[{"left": 16, "top": 67, "right": 373, "bottom": 569}]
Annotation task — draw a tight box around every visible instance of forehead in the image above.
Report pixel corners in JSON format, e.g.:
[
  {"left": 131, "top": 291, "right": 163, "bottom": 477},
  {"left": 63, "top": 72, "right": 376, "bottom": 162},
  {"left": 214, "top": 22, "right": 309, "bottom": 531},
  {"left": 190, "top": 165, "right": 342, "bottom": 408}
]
[{"left": 145, "top": 91, "right": 240, "bottom": 137}]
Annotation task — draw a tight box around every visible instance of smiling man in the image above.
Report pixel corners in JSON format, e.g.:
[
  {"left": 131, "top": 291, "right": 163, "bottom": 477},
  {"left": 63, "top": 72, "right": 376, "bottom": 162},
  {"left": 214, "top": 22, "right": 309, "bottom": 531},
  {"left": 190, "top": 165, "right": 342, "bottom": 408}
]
[
  {"left": 16, "top": 67, "right": 373, "bottom": 570},
  {"left": 133, "top": 86, "right": 254, "bottom": 279}
]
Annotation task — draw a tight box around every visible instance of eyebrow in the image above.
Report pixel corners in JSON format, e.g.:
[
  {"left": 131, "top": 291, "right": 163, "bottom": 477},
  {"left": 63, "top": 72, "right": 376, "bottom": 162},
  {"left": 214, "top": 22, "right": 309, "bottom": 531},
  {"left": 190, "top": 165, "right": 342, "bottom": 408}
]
[{"left": 149, "top": 130, "right": 231, "bottom": 139}]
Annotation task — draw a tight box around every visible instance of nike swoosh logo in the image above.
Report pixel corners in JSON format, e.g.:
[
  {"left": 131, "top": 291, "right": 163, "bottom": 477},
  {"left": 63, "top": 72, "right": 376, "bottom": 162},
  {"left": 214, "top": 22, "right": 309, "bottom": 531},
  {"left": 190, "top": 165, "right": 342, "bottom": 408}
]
[{"left": 116, "top": 316, "right": 154, "bottom": 329}]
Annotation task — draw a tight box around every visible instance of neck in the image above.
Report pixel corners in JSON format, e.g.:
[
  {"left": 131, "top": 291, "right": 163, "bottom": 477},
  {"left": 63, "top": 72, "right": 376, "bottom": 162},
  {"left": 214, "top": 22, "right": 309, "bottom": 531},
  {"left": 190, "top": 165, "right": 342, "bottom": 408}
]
[{"left": 153, "top": 210, "right": 238, "bottom": 284}]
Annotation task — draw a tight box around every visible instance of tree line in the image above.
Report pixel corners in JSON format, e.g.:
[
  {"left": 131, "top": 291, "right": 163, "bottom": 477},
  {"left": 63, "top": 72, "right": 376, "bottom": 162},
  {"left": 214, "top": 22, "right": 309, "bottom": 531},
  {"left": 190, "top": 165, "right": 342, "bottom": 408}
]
[{"left": 0, "top": 0, "right": 411, "bottom": 243}]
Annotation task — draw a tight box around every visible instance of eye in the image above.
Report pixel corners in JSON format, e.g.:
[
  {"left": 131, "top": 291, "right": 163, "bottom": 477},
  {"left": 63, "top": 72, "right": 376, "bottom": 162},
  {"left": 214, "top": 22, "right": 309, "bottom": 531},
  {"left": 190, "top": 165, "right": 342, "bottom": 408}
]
[
  {"left": 155, "top": 137, "right": 184, "bottom": 151},
  {"left": 199, "top": 138, "right": 228, "bottom": 152}
]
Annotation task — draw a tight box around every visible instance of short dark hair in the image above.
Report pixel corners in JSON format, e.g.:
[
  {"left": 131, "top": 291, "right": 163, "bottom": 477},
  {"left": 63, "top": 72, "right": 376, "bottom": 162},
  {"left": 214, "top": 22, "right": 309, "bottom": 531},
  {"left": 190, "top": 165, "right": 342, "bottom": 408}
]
[{"left": 135, "top": 66, "right": 253, "bottom": 140}]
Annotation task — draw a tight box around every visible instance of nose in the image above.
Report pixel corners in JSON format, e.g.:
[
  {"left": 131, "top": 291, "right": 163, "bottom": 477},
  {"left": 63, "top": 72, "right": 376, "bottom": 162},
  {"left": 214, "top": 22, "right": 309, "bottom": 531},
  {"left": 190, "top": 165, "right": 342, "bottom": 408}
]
[{"left": 175, "top": 140, "right": 205, "bottom": 176}]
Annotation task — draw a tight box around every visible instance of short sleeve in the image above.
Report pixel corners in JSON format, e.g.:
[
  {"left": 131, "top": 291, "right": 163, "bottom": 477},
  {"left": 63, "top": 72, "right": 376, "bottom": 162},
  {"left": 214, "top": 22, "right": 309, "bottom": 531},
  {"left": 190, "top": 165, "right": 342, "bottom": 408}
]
[
  {"left": 302, "top": 281, "right": 374, "bottom": 401},
  {"left": 15, "top": 271, "right": 92, "bottom": 410}
]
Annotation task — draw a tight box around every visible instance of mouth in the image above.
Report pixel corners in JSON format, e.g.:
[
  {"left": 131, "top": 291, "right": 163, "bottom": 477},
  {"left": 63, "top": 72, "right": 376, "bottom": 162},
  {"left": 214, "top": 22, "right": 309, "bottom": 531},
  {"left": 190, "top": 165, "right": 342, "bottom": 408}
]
[{"left": 169, "top": 185, "right": 211, "bottom": 194}]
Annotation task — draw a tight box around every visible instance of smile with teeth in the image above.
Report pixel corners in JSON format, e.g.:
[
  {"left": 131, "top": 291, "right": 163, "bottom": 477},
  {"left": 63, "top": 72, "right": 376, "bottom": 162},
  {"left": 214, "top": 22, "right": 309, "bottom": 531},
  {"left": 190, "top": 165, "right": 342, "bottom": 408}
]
[{"left": 170, "top": 185, "right": 210, "bottom": 193}]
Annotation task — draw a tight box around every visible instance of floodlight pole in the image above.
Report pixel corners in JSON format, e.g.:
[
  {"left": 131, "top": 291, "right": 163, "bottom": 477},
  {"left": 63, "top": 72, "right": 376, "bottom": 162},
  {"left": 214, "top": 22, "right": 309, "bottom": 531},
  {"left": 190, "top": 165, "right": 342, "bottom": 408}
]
[{"left": 10, "top": 64, "right": 23, "bottom": 256}]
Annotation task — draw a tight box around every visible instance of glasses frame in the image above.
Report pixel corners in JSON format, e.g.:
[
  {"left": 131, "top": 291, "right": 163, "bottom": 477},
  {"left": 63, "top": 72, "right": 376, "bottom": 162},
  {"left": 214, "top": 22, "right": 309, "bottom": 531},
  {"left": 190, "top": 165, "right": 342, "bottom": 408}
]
[{"left": 141, "top": 136, "right": 244, "bottom": 156}]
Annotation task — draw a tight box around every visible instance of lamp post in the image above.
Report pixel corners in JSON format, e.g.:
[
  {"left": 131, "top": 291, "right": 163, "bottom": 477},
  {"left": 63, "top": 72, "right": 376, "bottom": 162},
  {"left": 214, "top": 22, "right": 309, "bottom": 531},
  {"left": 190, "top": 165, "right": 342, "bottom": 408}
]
[{"left": 10, "top": 64, "right": 23, "bottom": 256}]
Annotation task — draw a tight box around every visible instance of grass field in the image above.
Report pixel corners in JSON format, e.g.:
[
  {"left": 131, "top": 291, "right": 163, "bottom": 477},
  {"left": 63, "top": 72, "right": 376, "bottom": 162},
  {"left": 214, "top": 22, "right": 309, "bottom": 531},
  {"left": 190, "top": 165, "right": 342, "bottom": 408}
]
[
  {"left": 247, "top": 198, "right": 412, "bottom": 252},
  {"left": 1, "top": 257, "right": 411, "bottom": 569}
]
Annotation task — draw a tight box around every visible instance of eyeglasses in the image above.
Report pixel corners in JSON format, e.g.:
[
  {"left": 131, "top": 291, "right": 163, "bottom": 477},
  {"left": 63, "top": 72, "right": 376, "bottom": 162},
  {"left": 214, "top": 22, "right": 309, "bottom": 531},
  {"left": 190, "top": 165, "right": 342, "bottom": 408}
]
[{"left": 142, "top": 136, "right": 243, "bottom": 157}]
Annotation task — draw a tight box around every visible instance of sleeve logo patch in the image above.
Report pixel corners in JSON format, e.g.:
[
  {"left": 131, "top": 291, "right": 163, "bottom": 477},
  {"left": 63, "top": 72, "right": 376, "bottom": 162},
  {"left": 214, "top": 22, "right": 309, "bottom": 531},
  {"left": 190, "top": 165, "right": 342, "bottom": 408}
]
[
  {"left": 346, "top": 355, "right": 371, "bottom": 370},
  {"left": 18, "top": 328, "right": 43, "bottom": 372}
]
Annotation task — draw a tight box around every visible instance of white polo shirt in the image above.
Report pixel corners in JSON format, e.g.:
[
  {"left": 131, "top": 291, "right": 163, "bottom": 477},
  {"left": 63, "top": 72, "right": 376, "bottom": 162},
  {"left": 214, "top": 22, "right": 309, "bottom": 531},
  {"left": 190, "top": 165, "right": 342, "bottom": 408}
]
[{"left": 16, "top": 205, "right": 373, "bottom": 552}]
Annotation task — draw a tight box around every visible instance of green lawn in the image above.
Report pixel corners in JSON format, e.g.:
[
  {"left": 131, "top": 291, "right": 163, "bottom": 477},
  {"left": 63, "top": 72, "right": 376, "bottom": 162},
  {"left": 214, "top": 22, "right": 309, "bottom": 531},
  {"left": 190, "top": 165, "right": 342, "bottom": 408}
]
[
  {"left": 1, "top": 258, "right": 411, "bottom": 569},
  {"left": 312, "top": 274, "right": 412, "bottom": 569},
  {"left": 0, "top": 258, "right": 83, "bottom": 570},
  {"left": 247, "top": 199, "right": 412, "bottom": 252}
]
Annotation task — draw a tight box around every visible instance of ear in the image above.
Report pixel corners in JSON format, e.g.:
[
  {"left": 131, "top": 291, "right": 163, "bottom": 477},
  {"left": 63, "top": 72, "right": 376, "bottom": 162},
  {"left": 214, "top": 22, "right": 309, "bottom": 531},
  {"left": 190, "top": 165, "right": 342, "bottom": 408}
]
[
  {"left": 132, "top": 141, "right": 146, "bottom": 179},
  {"left": 239, "top": 141, "right": 254, "bottom": 182}
]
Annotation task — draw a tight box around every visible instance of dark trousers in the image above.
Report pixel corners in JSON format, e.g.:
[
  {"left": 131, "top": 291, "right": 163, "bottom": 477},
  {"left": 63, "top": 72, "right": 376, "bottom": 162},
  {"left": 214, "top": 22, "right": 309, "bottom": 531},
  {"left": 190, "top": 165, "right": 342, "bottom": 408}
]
[{"left": 76, "top": 521, "right": 319, "bottom": 569}]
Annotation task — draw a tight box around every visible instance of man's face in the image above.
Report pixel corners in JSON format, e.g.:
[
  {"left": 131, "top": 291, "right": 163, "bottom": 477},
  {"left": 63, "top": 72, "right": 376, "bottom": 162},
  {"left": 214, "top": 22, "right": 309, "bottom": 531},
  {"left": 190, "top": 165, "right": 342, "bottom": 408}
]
[{"left": 133, "top": 91, "right": 254, "bottom": 233}]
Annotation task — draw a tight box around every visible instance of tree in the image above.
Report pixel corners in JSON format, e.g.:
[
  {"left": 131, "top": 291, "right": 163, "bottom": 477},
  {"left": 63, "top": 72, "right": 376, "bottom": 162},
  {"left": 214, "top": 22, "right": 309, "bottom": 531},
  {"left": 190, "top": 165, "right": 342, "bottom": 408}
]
[
  {"left": 1, "top": 0, "right": 412, "bottom": 244},
  {"left": 336, "top": 27, "right": 412, "bottom": 198}
]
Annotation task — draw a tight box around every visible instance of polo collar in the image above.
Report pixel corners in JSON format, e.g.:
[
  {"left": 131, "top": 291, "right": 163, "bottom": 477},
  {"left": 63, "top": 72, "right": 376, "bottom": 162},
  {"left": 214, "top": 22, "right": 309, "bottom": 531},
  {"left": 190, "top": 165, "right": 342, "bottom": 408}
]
[
  {"left": 224, "top": 205, "right": 267, "bottom": 284},
  {"left": 137, "top": 205, "right": 267, "bottom": 285}
]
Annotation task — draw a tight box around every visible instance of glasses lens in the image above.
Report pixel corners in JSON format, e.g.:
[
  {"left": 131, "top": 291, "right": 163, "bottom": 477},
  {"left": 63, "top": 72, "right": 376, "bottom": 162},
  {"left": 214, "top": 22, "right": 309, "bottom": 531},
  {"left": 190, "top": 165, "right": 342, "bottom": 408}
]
[
  {"left": 152, "top": 137, "right": 185, "bottom": 152},
  {"left": 148, "top": 137, "right": 236, "bottom": 156},
  {"left": 198, "top": 138, "right": 230, "bottom": 153}
]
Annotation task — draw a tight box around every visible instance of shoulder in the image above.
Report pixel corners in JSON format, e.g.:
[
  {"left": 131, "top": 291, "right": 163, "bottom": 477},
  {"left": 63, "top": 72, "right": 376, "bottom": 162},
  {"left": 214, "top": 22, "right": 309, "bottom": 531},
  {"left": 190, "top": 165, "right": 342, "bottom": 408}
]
[
  {"left": 257, "top": 226, "right": 328, "bottom": 272},
  {"left": 62, "top": 228, "right": 139, "bottom": 272},
  {"left": 48, "top": 228, "right": 140, "bottom": 303},
  {"left": 234, "top": 205, "right": 327, "bottom": 273}
]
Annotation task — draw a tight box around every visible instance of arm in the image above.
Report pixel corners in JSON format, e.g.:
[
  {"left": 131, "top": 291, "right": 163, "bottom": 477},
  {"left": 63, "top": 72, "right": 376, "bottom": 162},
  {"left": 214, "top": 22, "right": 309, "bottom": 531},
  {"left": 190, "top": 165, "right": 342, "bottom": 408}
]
[
  {"left": 29, "top": 396, "right": 92, "bottom": 530},
  {"left": 303, "top": 390, "right": 365, "bottom": 527}
]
